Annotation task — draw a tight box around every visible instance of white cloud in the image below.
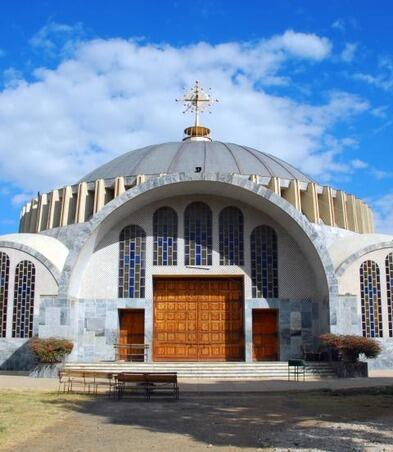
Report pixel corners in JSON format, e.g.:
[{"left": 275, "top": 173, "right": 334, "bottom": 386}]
[
  {"left": 266, "top": 30, "right": 331, "bottom": 60},
  {"left": 29, "top": 21, "right": 85, "bottom": 57},
  {"left": 11, "top": 193, "right": 34, "bottom": 206},
  {"left": 341, "top": 43, "right": 357, "bottom": 62},
  {"left": 2, "top": 67, "right": 23, "bottom": 88},
  {"left": 0, "top": 30, "right": 368, "bottom": 201},
  {"left": 351, "top": 159, "right": 368, "bottom": 169},
  {"left": 371, "top": 105, "right": 389, "bottom": 118},
  {"left": 354, "top": 57, "right": 393, "bottom": 90},
  {"left": 371, "top": 168, "right": 393, "bottom": 180},
  {"left": 371, "top": 192, "right": 393, "bottom": 235},
  {"left": 332, "top": 19, "right": 346, "bottom": 32}
]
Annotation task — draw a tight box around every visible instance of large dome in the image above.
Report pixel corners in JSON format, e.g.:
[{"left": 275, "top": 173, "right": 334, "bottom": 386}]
[{"left": 79, "top": 141, "right": 312, "bottom": 183}]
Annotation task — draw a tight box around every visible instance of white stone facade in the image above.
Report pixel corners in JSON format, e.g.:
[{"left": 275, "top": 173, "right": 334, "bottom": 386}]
[{"left": 0, "top": 165, "right": 392, "bottom": 369}]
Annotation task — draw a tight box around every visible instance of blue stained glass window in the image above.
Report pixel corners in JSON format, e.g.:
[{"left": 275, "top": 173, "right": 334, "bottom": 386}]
[
  {"left": 385, "top": 253, "right": 393, "bottom": 337},
  {"left": 119, "top": 225, "right": 146, "bottom": 298},
  {"left": 251, "top": 225, "right": 278, "bottom": 298},
  {"left": 219, "top": 207, "right": 244, "bottom": 266},
  {"left": 360, "top": 260, "right": 383, "bottom": 338},
  {"left": 0, "top": 252, "right": 10, "bottom": 337},
  {"left": 184, "top": 202, "right": 212, "bottom": 266},
  {"left": 12, "top": 260, "right": 35, "bottom": 338},
  {"left": 153, "top": 207, "right": 177, "bottom": 266}
]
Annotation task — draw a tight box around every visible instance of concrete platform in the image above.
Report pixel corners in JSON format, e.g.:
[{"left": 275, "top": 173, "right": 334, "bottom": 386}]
[{"left": 0, "top": 369, "right": 392, "bottom": 393}]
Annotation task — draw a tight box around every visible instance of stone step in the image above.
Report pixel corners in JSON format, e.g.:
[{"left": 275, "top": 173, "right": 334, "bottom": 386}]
[
  {"left": 65, "top": 361, "right": 332, "bottom": 368},
  {"left": 64, "top": 361, "right": 336, "bottom": 379}
]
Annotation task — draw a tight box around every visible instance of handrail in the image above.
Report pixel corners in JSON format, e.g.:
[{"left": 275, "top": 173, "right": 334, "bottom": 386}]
[{"left": 114, "top": 343, "right": 149, "bottom": 362}]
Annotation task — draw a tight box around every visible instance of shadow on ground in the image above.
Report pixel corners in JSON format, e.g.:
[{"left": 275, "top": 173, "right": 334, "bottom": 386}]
[{"left": 40, "top": 385, "right": 393, "bottom": 451}]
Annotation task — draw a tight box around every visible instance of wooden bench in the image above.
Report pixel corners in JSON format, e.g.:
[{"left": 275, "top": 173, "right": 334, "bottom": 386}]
[
  {"left": 59, "top": 370, "right": 116, "bottom": 395},
  {"left": 145, "top": 372, "right": 179, "bottom": 400},
  {"left": 115, "top": 372, "right": 179, "bottom": 400},
  {"left": 58, "top": 370, "right": 92, "bottom": 393},
  {"left": 115, "top": 373, "right": 150, "bottom": 399},
  {"left": 88, "top": 371, "right": 117, "bottom": 395},
  {"left": 288, "top": 359, "right": 306, "bottom": 381}
]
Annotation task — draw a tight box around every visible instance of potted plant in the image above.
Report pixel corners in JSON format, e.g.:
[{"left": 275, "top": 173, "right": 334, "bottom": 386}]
[
  {"left": 29, "top": 338, "right": 73, "bottom": 378},
  {"left": 319, "top": 334, "right": 381, "bottom": 377}
]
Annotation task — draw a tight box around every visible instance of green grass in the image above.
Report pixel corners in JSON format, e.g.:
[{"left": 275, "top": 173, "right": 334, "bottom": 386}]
[{"left": 0, "top": 391, "right": 86, "bottom": 450}]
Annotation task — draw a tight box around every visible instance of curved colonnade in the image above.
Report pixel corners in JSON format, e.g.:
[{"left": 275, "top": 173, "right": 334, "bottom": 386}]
[{"left": 19, "top": 174, "right": 374, "bottom": 234}]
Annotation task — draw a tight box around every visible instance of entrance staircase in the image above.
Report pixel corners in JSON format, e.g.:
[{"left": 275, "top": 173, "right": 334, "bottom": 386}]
[{"left": 64, "top": 361, "right": 336, "bottom": 380}]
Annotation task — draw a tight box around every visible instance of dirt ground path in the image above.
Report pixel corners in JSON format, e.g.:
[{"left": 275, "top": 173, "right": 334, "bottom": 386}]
[{"left": 7, "top": 390, "right": 393, "bottom": 452}]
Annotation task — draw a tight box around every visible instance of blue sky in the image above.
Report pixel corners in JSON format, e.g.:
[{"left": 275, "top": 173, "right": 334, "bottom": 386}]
[{"left": 0, "top": 0, "right": 392, "bottom": 234}]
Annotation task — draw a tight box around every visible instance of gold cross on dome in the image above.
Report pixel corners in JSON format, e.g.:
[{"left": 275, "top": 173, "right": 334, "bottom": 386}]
[{"left": 176, "top": 81, "right": 218, "bottom": 127}]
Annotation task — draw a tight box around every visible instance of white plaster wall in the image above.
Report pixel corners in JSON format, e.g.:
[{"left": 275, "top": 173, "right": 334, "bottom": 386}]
[
  {"left": 338, "top": 247, "right": 393, "bottom": 338},
  {"left": 0, "top": 247, "right": 58, "bottom": 338},
  {"left": 0, "top": 233, "right": 68, "bottom": 273},
  {"left": 79, "top": 194, "right": 319, "bottom": 301}
]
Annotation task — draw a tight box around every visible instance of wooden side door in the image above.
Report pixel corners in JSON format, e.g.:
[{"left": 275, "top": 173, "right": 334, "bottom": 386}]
[
  {"left": 252, "top": 309, "right": 279, "bottom": 361},
  {"left": 119, "top": 309, "right": 145, "bottom": 360}
]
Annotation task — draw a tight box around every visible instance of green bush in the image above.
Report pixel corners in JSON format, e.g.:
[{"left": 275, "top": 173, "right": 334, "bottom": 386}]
[
  {"left": 320, "top": 333, "right": 381, "bottom": 362},
  {"left": 29, "top": 338, "right": 73, "bottom": 363}
]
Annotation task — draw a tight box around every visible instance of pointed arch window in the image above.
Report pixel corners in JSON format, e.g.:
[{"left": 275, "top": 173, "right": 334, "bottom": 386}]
[
  {"left": 251, "top": 225, "right": 278, "bottom": 298},
  {"left": 385, "top": 252, "right": 393, "bottom": 337},
  {"left": 360, "top": 260, "right": 383, "bottom": 337},
  {"left": 119, "top": 225, "right": 146, "bottom": 298},
  {"left": 184, "top": 202, "right": 212, "bottom": 266},
  {"left": 12, "top": 260, "right": 36, "bottom": 338},
  {"left": 219, "top": 206, "right": 244, "bottom": 265},
  {"left": 0, "top": 252, "right": 10, "bottom": 337},
  {"left": 153, "top": 207, "right": 178, "bottom": 266}
]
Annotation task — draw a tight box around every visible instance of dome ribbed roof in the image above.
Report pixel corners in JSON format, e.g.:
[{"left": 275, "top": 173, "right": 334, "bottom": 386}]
[{"left": 79, "top": 141, "right": 312, "bottom": 183}]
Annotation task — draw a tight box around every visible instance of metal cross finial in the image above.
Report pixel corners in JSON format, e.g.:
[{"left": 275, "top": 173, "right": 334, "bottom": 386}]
[{"left": 176, "top": 81, "right": 218, "bottom": 127}]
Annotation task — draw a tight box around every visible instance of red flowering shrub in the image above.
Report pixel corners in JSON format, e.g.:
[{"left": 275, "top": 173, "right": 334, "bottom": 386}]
[
  {"left": 30, "top": 338, "right": 73, "bottom": 363},
  {"left": 320, "top": 334, "right": 381, "bottom": 362}
]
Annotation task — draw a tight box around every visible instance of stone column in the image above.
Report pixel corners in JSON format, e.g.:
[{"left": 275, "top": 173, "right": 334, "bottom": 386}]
[
  {"left": 268, "top": 176, "right": 280, "bottom": 195},
  {"left": 334, "top": 190, "right": 348, "bottom": 230},
  {"left": 319, "top": 186, "right": 335, "bottom": 226},
  {"left": 75, "top": 182, "right": 88, "bottom": 224},
  {"left": 369, "top": 208, "right": 375, "bottom": 233},
  {"left": 301, "top": 182, "right": 319, "bottom": 223},
  {"left": 93, "top": 179, "right": 106, "bottom": 214},
  {"left": 346, "top": 195, "right": 359, "bottom": 232},
  {"left": 60, "top": 186, "right": 73, "bottom": 227},
  {"left": 22, "top": 203, "right": 31, "bottom": 233},
  {"left": 28, "top": 199, "right": 39, "bottom": 233},
  {"left": 282, "top": 180, "right": 302, "bottom": 211},
  {"left": 136, "top": 174, "right": 146, "bottom": 185},
  {"left": 356, "top": 200, "right": 367, "bottom": 234},
  {"left": 19, "top": 206, "right": 26, "bottom": 233},
  {"left": 114, "top": 176, "right": 125, "bottom": 197},
  {"left": 46, "top": 189, "right": 60, "bottom": 230},
  {"left": 35, "top": 193, "right": 48, "bottom": 232}
]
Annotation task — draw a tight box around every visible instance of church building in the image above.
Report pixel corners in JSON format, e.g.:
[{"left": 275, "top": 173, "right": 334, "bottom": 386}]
[{"left": 0, "top": 82, "right": 392, "bottom": 370}]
